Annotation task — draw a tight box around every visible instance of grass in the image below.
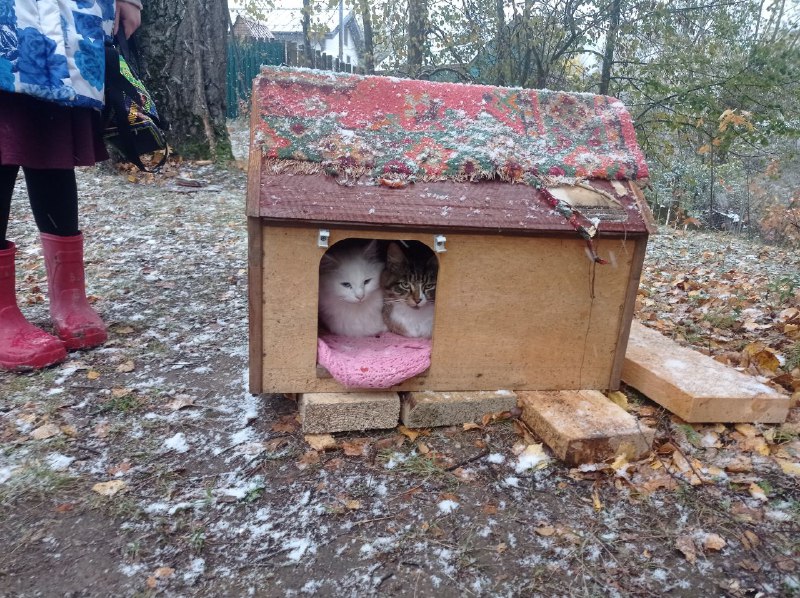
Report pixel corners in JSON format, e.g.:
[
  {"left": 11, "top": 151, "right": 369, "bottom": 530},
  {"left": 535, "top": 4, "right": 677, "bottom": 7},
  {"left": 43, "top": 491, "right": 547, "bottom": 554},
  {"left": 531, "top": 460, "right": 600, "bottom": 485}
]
[
  {"left": 702, "top": 310, "right": 739, "bottom": 330},
  {"left": 0, "top": 461, "right": 79, "bottom": 507}
]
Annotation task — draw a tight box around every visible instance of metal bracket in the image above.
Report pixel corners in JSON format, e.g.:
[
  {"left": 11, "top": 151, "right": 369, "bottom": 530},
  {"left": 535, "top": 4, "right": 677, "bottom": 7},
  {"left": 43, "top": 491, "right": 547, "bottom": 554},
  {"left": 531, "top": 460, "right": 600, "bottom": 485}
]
[
  {"left": 317, "top": 229, "right": 330, "bottom": 248},
  {"left": 433, "top": 234, "right": 447, "bottom": 253}
]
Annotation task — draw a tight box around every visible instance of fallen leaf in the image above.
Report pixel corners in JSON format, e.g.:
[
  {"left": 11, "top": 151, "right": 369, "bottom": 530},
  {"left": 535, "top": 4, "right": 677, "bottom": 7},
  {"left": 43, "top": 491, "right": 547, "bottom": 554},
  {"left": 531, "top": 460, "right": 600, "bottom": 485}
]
[
  {"left": 342, "top": 439, "right": 369, "bottom": 456},
  {"left": 345, "top": 499, "right": 361, "bottom": 510},
  {"left": 606, "top": 390, "right": 628, "bottom": 410},
  {"left": 463, "top": 422, "right": 482, "bottom": 431},
  {"left": 740, "top": 530, "right": 760, "bottom": 550},
  {"left": 535, "top": 525, "right": 556, "bottom": 537},
  {"left": 107, "top": 461, "right": 132, "bottom": 476},
  {"left": 265, "top": 437, "right": 289, "bottom": 452},
  {"left": 296, "top": 451, "right": 320, "bottom": 470},
  {"left": 304, "top": 434, "right": 337, "bottom": 451},
  {"left": 775, "top": 458, "right": 800, "bottom": 476},
  {"left": 30, "top": 423, "right": 61, "bottom": 440},
  {"left": 92, "top": 480, "right": 127, "bottom": 496},
  {"left": 116, "top": 360, "right": 135, "bottom": 373},
  {"left": 417, "top": 441, "right": 431, "bottom": 455},
  {"left": 725, "top": 455, "right": 753, "bottom": 473},
  {"left": 86, "top": 370, "right": 101, "bottom": 380},
  {"left": 270, "top": 415, "right": 299, "bottom": 433},
  {"left": 166, "top": 396, "right": 196, "bottom": 411},
  {"left": 748, "top": 482, "right": 768, "bottom": 502},
  {"left": 398, "top": 425, "right": 421, "bottom": 441},
  {"left": 482, "top": 503, "right": 498, "bottom": 515},
  {"left": 495, "top": 542, "right": 507, "bottom": 554},
  {"left": 452, "top": 467, "right": 476, "bottom": 481},
  {"left": 153, "top": 567, "right": 175, "bottom": 578},
  {"left": 94, "top": 422, "right": 111, "bottom": 439},
  {"left": 703, "top": 533, "right": 726, "bottom": 551},
  {"left": 592, "top": 488, "right": 603, "bottom": 511},
  {"left": 675, "top": 534, "right": 697, "bottom": 564},
  {"left": 734, "top": 423, "right": 759, "bottom": 438},
  {"left": 114, "top": 325, "right": 135, "bottom": 335},
  {"left": 60, "top": 425, "right": 78, "bottom": 438},
  {"left": 55, "top": 503, "right": 75, "bottom": 513}
]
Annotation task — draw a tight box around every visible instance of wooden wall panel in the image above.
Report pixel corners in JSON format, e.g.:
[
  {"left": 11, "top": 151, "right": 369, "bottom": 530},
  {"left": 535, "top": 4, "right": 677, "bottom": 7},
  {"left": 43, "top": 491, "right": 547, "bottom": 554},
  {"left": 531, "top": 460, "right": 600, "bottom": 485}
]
[{"left": 259, "top": 225, "right": 639, "bottom": 393}]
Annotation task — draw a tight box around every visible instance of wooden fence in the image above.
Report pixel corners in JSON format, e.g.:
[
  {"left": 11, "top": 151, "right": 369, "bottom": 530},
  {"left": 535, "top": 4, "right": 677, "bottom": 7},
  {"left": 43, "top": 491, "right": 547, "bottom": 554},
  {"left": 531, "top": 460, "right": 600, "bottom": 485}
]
[{"left": 227, "top": 39, "right": 366, "bottom": 118}]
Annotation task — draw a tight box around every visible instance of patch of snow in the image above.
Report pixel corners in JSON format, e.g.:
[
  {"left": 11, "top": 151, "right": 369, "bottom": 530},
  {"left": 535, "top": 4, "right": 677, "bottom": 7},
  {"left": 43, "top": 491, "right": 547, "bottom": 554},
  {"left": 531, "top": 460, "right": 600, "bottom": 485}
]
[
  {"left": 437, "top": 499, "right": 459, "bottom": 514},
  {"left": 502, "top": 476, "right": 519, "bottom": 488},
  {"left": 164, "top": 432, "right": 190, "bottom": 453},
  {"left": 45, "top": 453, "right": 75, "bottom": 471},
  {"left": 183, "top": 558, "right": 206, "bottom": 584},
  {"left": 0, "top": 467, "right": 15, "bottom": 484},
  {"left": 486, "top": 453, "right": 505, "bottom": 464},
  {"left": 284, "top": 537, "right": 316, "bottom": 562}
]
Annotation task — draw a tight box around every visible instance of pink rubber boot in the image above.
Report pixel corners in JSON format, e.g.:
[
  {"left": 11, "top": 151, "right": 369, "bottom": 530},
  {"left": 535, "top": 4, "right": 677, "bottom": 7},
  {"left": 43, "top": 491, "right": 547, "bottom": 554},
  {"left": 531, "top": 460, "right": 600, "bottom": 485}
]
[
  {"left": 40, "top": 232, "right": 107, "bottom": 350},
  {"left": 0, "top": 242, "right": 67, "bottom": 370}
]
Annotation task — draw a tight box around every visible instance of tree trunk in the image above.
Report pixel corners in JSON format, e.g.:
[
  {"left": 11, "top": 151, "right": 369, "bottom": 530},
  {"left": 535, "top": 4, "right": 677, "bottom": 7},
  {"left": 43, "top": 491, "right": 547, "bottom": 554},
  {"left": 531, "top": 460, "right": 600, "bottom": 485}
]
[
  {"left": 494, "top": 0, "right": 507, "bottom": 86},
  {"left": 407, "top": 0, "right": 427, "bottom": 78},
  {"left": 137, "top": 0, "right": 232, "bottom": 161},
  {"left": 358, "top": 0, "right": 375, "bottom": 74},
  {"left": 302, "top": 0, "right": 314, "bottom": 66},
  {"left": 599, "top": 0, "right": 620, "bottom": 96}
]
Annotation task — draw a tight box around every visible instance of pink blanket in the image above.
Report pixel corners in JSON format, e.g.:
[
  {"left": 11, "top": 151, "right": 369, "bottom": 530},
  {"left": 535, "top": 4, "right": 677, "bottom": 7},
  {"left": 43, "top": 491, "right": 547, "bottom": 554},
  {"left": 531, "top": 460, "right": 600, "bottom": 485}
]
[{"left": 317, "top": 333, "right": 431, "bottom": 389}]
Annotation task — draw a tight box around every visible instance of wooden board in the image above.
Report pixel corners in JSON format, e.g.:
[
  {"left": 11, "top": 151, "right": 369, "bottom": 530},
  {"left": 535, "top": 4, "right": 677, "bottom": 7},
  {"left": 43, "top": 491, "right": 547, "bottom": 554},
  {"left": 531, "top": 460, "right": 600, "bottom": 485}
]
[
  {"left": 256, "top": 225, "right": 644, "bottom": 393},
  {"left": 401, "top": 390, "right": 518, "bottom": 428},
  {"left": 622, "top": 321, "right": 790, "bottom": 423},
  {"left": 518, "top": 390, "right": 654, "bottom": 465}
]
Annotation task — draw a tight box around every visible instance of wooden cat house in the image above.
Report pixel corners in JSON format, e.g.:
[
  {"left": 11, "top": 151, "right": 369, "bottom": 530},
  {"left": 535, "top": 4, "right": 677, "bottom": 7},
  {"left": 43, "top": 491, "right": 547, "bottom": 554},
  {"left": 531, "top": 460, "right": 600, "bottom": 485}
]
[{"left": 246, "top": 67, "right": 655, "bottom": 397}]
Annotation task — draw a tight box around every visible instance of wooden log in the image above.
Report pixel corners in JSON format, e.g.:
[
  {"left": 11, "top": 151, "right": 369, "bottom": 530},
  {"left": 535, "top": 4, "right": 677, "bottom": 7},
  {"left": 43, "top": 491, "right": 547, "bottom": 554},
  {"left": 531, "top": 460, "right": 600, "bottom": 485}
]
[
  {"left": 401, "top": 390, "right": 518, "bottom": 428},
  {"left": 300, "top": 392, "right": 400, "bottom": 433},
  {"left": 518, "top": 390, "right": 655, "bottom": 465},
  {"left": 622, "top": 321, "right": 790, "bottom": 423}
]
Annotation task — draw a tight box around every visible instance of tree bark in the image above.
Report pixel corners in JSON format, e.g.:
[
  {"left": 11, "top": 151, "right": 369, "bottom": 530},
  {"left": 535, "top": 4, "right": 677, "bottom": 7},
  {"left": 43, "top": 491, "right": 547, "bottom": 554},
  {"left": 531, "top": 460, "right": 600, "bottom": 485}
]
[
  {"left": 136, "top": 0, "right": 233, "bottom": 161},
  {"left": 358, "top": 0, "right": 375, "bottom": 74},
  {"left": 407, "top": 0, "right": 427, "bottom": 78},
  {"left": 302, "top": 0, "right": 314, "bottom": 66},
  {"left": 599, "top": 0, "right": 621, "bottom": 96}
]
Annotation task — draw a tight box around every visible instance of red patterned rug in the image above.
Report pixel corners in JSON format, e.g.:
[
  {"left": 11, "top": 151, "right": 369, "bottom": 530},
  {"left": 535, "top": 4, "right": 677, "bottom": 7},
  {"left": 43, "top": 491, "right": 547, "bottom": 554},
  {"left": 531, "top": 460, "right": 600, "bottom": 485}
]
[{"left": 252, "top": 67, "right": 648, "bottom": 185}]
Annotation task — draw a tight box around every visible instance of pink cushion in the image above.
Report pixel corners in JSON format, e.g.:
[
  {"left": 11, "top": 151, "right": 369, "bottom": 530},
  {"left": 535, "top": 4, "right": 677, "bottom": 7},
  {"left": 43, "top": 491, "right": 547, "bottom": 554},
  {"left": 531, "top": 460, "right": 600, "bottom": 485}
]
[{"left": 317, "top": 333, "right": 431, "bottom": 389}]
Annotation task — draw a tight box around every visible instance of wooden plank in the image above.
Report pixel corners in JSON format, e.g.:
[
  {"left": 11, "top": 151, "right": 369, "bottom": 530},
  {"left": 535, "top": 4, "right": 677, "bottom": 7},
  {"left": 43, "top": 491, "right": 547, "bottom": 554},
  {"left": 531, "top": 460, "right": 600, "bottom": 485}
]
[
  {"left": 401, "top": 390, "right": 518, "bottom": 428},
  {"left": 300, "top": 392, "right": 400, "bottom": 433},
  {"left": 518, "top": 390, "right": 655, "bottom": 465},
  {"left": 260, "top": 226, "right": 637, "bottom": 393},
  {"left": 247, "top": 218, "right": 264, "bottom": 394},
  {"left": 622, "top": 321, "right": 790, "bottom": 423},
  {"left": 607, "top": 236, "right": 648, "bottom": 390}
]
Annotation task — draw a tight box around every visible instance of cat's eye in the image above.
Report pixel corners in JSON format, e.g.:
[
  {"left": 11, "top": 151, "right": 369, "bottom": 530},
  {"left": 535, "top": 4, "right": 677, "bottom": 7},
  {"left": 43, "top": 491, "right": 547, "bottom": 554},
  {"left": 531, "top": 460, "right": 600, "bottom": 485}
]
[
  {"left": 364, "top": 278, "right": 372, "bottom": 285},
  {"left": 341, "top": 282, "right": 352, "bottom": 288}
]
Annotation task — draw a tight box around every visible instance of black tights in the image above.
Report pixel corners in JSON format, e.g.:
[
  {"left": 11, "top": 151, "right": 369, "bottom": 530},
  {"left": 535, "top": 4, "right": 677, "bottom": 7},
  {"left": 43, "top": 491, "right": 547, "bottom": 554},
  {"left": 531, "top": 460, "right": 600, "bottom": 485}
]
[{"left": 0, "top": 165, "right": 79, "bottom": 249}]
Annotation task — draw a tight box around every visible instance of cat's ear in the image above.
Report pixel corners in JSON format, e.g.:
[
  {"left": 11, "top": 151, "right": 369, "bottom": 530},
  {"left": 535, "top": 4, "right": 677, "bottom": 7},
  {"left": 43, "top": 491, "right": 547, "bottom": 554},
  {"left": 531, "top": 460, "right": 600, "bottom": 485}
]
[
  {"left": 362, "top": 239, "right": 380, "bottom": 259},
  {"left": 385, "top": 242, "right": 406, "bottom": 269}
]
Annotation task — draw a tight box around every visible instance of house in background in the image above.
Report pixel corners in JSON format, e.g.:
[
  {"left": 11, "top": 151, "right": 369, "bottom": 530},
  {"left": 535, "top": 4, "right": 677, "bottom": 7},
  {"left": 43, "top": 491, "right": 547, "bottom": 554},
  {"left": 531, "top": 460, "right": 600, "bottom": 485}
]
[
  {"left": 232, "top": 15, "right": 275, "bottom": 42},
  {"left": 231, "top": 5, "right": 364, "bottom": 68}
]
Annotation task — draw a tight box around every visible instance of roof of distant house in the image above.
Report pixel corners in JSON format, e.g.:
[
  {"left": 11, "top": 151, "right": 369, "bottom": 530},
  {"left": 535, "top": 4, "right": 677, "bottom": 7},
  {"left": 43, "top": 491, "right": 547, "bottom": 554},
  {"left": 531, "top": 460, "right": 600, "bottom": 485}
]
[{"left": 233, "top": 15, "right": 275, "bottom": 40}]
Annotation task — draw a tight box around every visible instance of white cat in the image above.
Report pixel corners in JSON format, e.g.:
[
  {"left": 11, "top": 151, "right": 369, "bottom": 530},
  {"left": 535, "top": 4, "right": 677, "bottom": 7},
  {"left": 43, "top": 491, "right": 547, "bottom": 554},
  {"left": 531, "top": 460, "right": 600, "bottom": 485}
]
[{"left": 318, "top": 240, "right": 388, "bottom": 337}]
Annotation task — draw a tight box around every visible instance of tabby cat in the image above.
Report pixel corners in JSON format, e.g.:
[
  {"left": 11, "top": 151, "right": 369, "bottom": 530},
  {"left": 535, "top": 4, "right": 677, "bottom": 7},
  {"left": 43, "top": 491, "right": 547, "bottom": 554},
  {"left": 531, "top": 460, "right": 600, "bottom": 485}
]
[
  {"left": 382, "top": 241, "right": 438, "bottom": 339},
  {"left": 318, "top": 239, "right": 387, "bottom": 337}
]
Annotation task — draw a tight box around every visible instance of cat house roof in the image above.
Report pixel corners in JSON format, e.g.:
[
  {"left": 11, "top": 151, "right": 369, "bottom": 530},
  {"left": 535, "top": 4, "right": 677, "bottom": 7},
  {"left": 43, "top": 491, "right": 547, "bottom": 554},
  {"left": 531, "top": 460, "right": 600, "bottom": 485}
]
[{"left": 247, "top": 67, "right": 655, "bottom": 237}]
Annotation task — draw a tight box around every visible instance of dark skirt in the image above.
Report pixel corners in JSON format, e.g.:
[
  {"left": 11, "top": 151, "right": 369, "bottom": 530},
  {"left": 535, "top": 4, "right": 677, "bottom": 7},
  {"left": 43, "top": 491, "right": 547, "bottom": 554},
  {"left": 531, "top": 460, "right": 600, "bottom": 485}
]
[{"left": 0, "top": 91, "right": 109, "bottom": 169}]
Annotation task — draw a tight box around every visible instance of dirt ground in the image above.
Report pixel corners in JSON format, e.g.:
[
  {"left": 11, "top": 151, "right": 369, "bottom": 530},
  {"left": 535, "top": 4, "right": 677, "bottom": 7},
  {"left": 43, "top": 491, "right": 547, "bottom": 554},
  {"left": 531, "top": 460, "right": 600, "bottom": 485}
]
[{"left": 1, "top": 120, "right": 798, "bottom": 597}]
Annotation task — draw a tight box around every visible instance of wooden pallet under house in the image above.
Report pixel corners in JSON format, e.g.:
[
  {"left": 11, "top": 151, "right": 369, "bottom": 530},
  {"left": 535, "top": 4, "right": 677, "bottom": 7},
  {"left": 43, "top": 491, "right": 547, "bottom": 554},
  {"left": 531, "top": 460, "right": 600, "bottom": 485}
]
[{"left": 246, "top": 66, "right": 655, "bottom": 399}]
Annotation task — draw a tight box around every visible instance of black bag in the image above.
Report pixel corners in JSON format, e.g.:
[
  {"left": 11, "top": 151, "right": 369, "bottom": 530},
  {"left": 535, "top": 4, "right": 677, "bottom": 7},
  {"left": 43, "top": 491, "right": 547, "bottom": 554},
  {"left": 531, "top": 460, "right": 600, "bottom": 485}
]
[{"left": 103, "top": 34, "right": 169, "bottom": 172}]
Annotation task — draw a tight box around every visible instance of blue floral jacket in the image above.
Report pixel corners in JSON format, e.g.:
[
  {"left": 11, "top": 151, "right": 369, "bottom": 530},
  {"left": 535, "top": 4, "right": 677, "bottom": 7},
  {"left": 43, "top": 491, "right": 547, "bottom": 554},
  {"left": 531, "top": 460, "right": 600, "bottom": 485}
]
[{"left": 0, "top": 0, "right": 115, "bottom": 109}]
